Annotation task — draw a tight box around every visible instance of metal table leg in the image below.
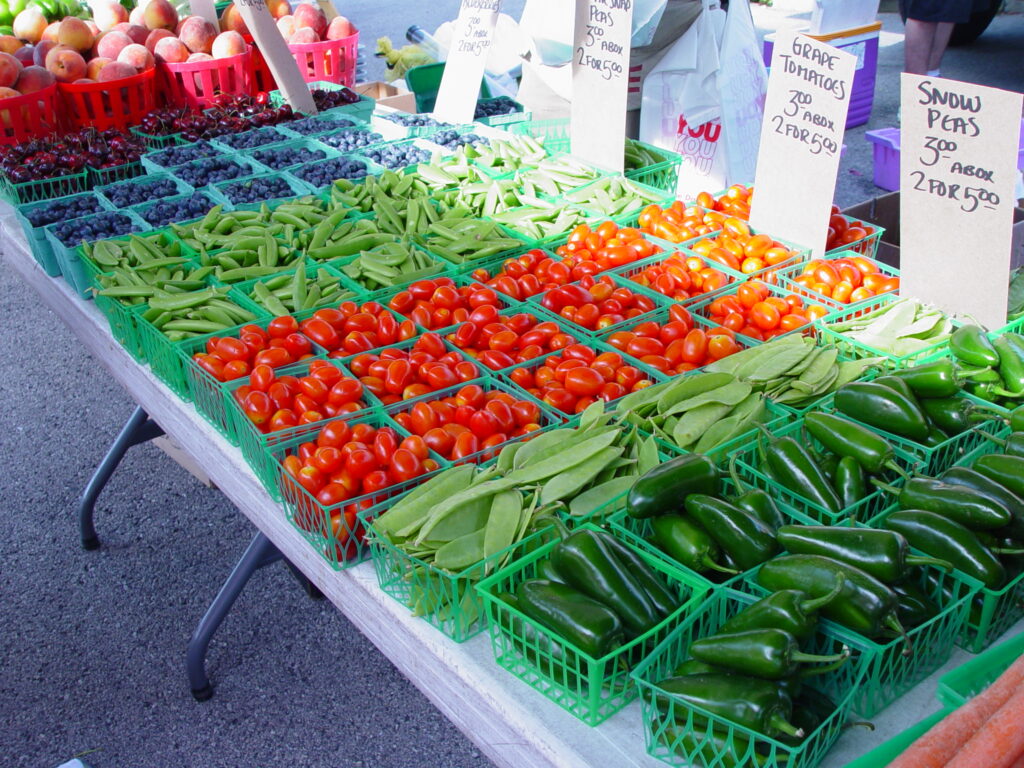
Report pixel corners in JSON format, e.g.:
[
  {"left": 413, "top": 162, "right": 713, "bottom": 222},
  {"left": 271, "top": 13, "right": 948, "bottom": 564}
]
[
  {"left": 79, "top": 406, "right": 164, "bottom": 550},
  {"left": 187, "top": 531, "right": 320, "bottom": 701}
]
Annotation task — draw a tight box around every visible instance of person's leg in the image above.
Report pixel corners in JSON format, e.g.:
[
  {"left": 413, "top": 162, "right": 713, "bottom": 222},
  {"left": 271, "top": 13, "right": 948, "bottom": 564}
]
[
  {"left": 904, "top": 18, "right": 937, "bottom": 74},
  {"left": 927, "top": 21, "right": 955, "bottom": 72}
]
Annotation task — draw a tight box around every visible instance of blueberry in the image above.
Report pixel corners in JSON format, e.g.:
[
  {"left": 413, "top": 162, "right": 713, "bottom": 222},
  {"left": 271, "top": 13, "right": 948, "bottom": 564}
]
[
  {"left": 251, "top": 145, "right": 327, "bottom": 171},
  {"left": 286, "top": 116, "right": 355, "bottom": 136},
  {"left": 317, "top": 129, "right": 383, "bottom": 152},
  {"left": 362, "top": 143, "right": 431, "bottom": 170},
  {"left": 428, "top": 129, "right": 491, "bottom": 151},
  {"left": 216, "top": 127, "right": 289, "bottom": 150},
  {"left": 24, "top": 194, "right": 104, "bottom": 227},
  {"left": 474, "top": 96, "right": 520, "bottom": 119},
  {"left": 147, "top": 140, "right": 221, "bottom": 168},
  {"left": 381, "top": 113, "right": 448, "bottom": 129},
  {"left": 293, "top": 157, "right": 369, "bottom": 188},
  {"left": 51, "top": 211, "right": 139, "bottom": 246},
  {"left": 102, "top": 178, "right": 179, "bottom": 208},
  {"left": 138, "top": 192, "right": 215, "bottom": 226},
  {"left": 220, "top": 176, "right": 294, "bottom": 205},
  {"left": 173, "top": 157, "right": 247, "bottom": 187}
]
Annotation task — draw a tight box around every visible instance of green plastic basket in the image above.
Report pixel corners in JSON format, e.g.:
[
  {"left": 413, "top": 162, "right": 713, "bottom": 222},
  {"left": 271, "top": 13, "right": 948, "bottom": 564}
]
[
  {"left": 0, "top": 170, "right": 89, "bottom": 205},
  {"left": 510, "top": 118, "right": 570, "bottom": 155},
  {"left": 236, "top": 137, "right": 342, "bottom": 172},
  {"left": 631, "top": 588, "right": 873, "bottom": 768},
  {"left": 405, "top": 62, "right": 491, "bottom": 113},
  {"left": 95, "top": 171, "right": 194, "bottom": 209},
  {"left": 212, "top": 171, "right": 313, "bottom": 208},
  {"left": 824, "top": 214, "right": 884, "bottom": 261},
  {"left": 476, "top": 97, "right": 531, "bottom": 127},
  {"left": 475, "top": 523, "right": 710, "bottom": 724},
  {"left": 624, "top": 139, "right": 683, "bottom": 194},
  {"left": 844, "top": 707, "right": 949, "bottom": 768},
  {"left": 129, "top": 190, "right": 229, "bottom": 230},
  {"left": 14, "top": 192, "right": 112, "bottom": 277},
  {"left": 94, "top": 297, "right": 147, "bottom": 362},
  {"left": 777, "top": 256, "right": 899, "bottom": 310},
  {"left": 45, "top": 210, "right": 151, "bottom": 299},
  {"left": 608, "top": 246, "right": 738, "bottom": 307},
  {"left": 167, "top": 154, "right": 270, "bottom": 191},
  {"left": 561, "top": 175, "right": 676, "bottom": 222},
  {"left": 87, "top": 161, "right": 145, "bottom": 187},
  {"left": 129, "top": 126, "right": 187, "bottom": 150},
  {"left": 936, "top": 630, "right": 1024, "bottom": 708},
  {"left": 278, "top": 111, "right": 365, "bottom": 140},
  {"left": 140, "top": 140, "right": 226, "bottom": 175},
  {"left": 677, "top": 227, "right": 811, "bottom": 284},
  {"left": 228, "top": 258, "right": 362, "bottom": 316}
]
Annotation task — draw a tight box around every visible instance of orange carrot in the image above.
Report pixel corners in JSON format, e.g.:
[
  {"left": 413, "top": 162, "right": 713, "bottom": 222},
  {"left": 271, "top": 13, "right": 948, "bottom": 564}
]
[
  {"left": 945, "top": 686, "right": 1024, "bottom": 768},
  {"left": 887, "top": 653, "right": 1024, "bottom": 768}
]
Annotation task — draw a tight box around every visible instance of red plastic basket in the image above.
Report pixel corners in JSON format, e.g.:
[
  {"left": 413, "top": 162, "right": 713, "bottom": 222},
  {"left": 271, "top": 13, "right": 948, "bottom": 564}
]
[
  {"left": 288, "top": 30, "right": 358, "bottom": 86},
  {"left": 0, "top": 83, "right": 61, "bottom": 144},
  {"left": 159, "top": 50, "right": 254, "bottom": 109},
  {"left": 58, "top": 69, "right": 157, "bottom": 132}
]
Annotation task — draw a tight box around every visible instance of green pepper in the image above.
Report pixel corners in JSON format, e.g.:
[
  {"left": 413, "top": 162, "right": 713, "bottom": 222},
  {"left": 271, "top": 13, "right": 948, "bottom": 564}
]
[
  {"left": 890, "top": 359, "right": 962, "bottom": 398},
  {"left": 921, "top": 426, "right": 950, "bottom": 447},
  {"left": 892, "top": 581, "right": 940, "bottom": 629},
  {"left": 626, "top": 453, "right": 719, "bottom": 519},
  {"left": 834, "top": 382, "right": 931, "bottom": 441},
  {"left": 759, "top": 431, "right": 842, "bottom": 515},
  {"left": 973, "top": 453, "right": 1024, "bottom": 499},
  {"left": 719, "top": 585, "right": 843, "bottom": 641},
  {"left": 756, "top": 554, "right": 903, "bottom": 638},
  {"left": 920, "top": 397, "right": 980, "bottom": 435},
  {"left": 884, "top": 510, "right": 1006, "bottom": 589},
  {"left": 690, "top": 628, "right": 849, "bottom": 680},
  {"left": 803, "top": 412, "right": 908, "bottom": 477},
  {"left": 728, "top": 455, "right": 784, "bottom": 530},
  {"left": 819, "top": 453, "right": 840, "bottom": 484},
  {"left": 941, "top": 465, "right": 1024, "bottom": 539},
  {"left": 873, "top": 374, "right": 918, "bottom": 402},
  {"left": 650, "top": 514, "right": 739, "bottom": 577},
  {"left": 834, "top": 456, "right": 867, "bottom": 509},
  {"left": 984, "top": 432, "right": 1024, "bottom": 458},
  {"left": 537, "top": 557, "right": 567, "bottom": 583},
  {"left": 496, "top": 592, "right": 579, "bottom": 687},
  {"left": 951, "top": 324, "right": 1000, "bottom": 367},
  {"left": 776, "top": 525, "right": 951, "bottom": 583},
  {"left": 994, "top": 334, "right": 1024, "bottom": 394},
  {"left": 684, "top": 495, "right": 779, "bottom": 570},
  {"left": 551, "top": 528, "right": 664, "bottom": 636},
  {"left": 1010, "top": 406, "right": 1024, "bottom": 432},
  {"left": 656, "top": 674, "right": 803, "bottom": 739},
  {"left": 599, "top": 529, "right": 680, "bottom": 617},
  {"left": 875, "top": 476, "right": 1012, "bottom": 530},
  {"left": 515, "top": 579, "right": 624, "bottom": 657}
]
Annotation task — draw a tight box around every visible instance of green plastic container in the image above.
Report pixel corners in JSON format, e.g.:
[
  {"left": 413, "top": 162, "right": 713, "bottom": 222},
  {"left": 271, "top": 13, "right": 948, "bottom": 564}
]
[
  {"left": 631, "top": 588, "right": 872, "bottom": 768},
  {"left": 510, "top": 118, "right": 570, "bottom": 155},
  {"left": 608, "top": 246, "right": 737, "bottom": 307},
  {"left": 0, "top": 170, "right": 89, "bottom": 205},
  {"left": 95, "top": 171, "right": 194, "bottom": 209},
  {"left": 14, "top": 192, "right": 112, "bottom": 277},
  {"left": 129, "top": 189, "right": 229, "bottom": 230},
  {"left": 778, "top": 256, "right": 899, "bottom": 310},
  {"left": 937, "top": 631, "right": 1024, "bottom": 708},
  {"left": 844, "top": 707, "right": 948, "bottom": 768},
  {"left": 45, "top": 210, "right": 151, "bottom": 299},
  {"left": 624, "top": 139, "right": 683, "bottom": 195},
  {"left": 212, "top": 171, "right": 313, "bottom": 209},
  {"left": 88, "top": 161, "right": 145, "bottom": 188},
  {"left": 405, "top": 62, "right": 492, "bottom": 113},
  {"left": 475, "top": 97, "right": 530, "bottom": 128},
  {"left": 236, "top": 137, "right": 342, "bottom": 172},
  {"left": 475, "top": 523, "right": 710, "bottom": 724},
  {"left": 228, "top": 258, "right": 362, "bottom": 316},
  {"left": 561, "top": 175, "right": 676, "bottom": 222},
  {"left": 94, "top": 297, "right": 147, "bottom": 362},
  {"left": 825, "top": 214, "right": 885, "bottom": 261},
  {"left": 129, "top": 126, "right": 187, "bottom": 150}
]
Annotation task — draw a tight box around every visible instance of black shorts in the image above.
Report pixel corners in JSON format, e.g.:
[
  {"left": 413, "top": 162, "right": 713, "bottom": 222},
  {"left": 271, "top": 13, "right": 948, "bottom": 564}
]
[{"left": 899, "top": 0, "right": 973, "bottom": 23}]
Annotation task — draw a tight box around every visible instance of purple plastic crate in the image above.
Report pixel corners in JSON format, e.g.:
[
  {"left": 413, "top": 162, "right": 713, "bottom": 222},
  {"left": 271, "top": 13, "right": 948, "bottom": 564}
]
[{"left": 764, "top": 24, "right": 880, "bottom": 129}]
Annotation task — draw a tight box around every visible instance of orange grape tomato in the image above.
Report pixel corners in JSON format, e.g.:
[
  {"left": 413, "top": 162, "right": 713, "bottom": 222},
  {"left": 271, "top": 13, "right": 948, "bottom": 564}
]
[
  {"left": 723, "top": 217, "right": 750, "bottom": 239},
  {"left": 879, "top": 277, "right": 900, "bottom": 293},
  {"left": 779, "top": 313, "right": 809, "bottom": 332},
  {"left": 750, "top": 301, "right": 781, "bottom": 330},
  {"left": 806, "top": 304, "right": 830, "bottom": 321},
  {"left": 707, "top": 333, "right": 739, "bottom": 359},
  {"left": 832, "top": 281, "right": 855, "bottom": 303},
  {"left": 849, "top": 286, "right": 874, "bottom": 303},
  {"left": 851, "top": 256, "right": 878, "bottom": 275}
]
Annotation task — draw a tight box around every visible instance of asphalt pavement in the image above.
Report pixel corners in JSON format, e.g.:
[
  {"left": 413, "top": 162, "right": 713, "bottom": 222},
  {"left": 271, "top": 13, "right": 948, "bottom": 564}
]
[{"left": 1, "top": 3, "right": 1023, "bottom": 768}]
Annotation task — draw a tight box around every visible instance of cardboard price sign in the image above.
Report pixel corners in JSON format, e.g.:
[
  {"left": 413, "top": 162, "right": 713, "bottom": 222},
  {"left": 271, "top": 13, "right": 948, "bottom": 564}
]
[
  {"left": 570, "top": 0, "right": 634, "bottom": 173},
  {"left": 433, "top": 0, "right": 502, "bottom": 124},
  {"left": 900, "top": 74, "right": 1023, "bottom": 329},
  {"left": 235, "top": 0, "right": 316, "bottom": 115},
  {"left": 749, "top": 29, "right": 855, "bottom": 256},
  {"left": 187, "top": 0, "right": 219, "bottom": 28}
]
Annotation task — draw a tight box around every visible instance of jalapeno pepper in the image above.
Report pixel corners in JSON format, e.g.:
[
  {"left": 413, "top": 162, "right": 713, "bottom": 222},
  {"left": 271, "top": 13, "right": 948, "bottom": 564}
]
[
  {"left": 537, "top": 557, "right": 567, "bottom": 583},
  {"left": 1010, "top": 406, "right": 1024, "bottom": 433},
  {"left": 883, "top": 509, "right": 1006, "bottom": 589},
  {"left": 550, "top": 528, "right": 665, "bottom": 636},
  {"left": 690, "top": 628, "right": 849, "bottom": 681},
  {"left": 973, "top": 453, "right": 1024, "bottom": 499},
  {"left": 627, "top": 453, "right": 720, "bottom": 519},
  {"left": 516, "top": 579, "right": 624, "bottom": 657},
  {"left": 994, "top": 333, "right": 1024, "bottom": 394},
  {"left": 497, "top": 591, "right": 580, "bottom": 687},
  {"left": 819, "top": 453, "right": 840, "bottom": 484},
  {"left": 834, "top": 382, "right": 931, "bottom": 442},
  {"left": 890, "top": 359, "right": 962, "bottom": 398},
  {"left": 984, "top": 432, "right": 1024, "bottom": 458},
  {"left": 776, "top": 525, "right": 951, "bottom": 583},
  {"left": 719, "top": 585, "right": 843, "bottom": 641},
  {"left": 803, "top": 412, "right": 909, "bottom": 478},
  {"left": 874, "top": 476, "right": 1012, "bottom": 530},
  {"left": 920, "top": 397, "right": 979, "bottom": 435},
  {"left": 759, "top": 430, "right": 842, "bottom": 515},
  {"left": 728, "top": 455, "right": 784, "bottom": 530},
  {"left": 892, "top": 581, "right": 940, "bottom": 629},
  {"left": 684, "top": 494, "right": 780, "bottom": 570},
  {"left": 873, "top": 374, "right": 918, "bottom": 402},
  {"left": 756, "top": 554, "right": 904, "bottom": 639},
  {"left": 650, "top": 514, "right": 739, "bottom": 577},
  {"left": 951, "top": 324, "right": 1000, "bottom": 367},
  {"left": 599, "top": 530, "right": 680, "bottom": 618},
  {"left": 941, "top": 465, "right": 1024, "bottom": 539},
  {"left": 834, "top": 456, "right": 867, "bottom": 509},
  {"left": 655, "top": 673, "right": 803, "bottom": 739}
]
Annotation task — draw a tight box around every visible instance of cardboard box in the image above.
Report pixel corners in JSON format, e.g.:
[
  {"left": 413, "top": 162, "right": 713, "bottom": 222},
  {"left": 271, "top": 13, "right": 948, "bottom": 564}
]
[
  {"left": 843, "top": 191, "right": 1024, "bottom": 270},
  {"left": 355, "top": 81, "right": 417, "bottom": 114}
]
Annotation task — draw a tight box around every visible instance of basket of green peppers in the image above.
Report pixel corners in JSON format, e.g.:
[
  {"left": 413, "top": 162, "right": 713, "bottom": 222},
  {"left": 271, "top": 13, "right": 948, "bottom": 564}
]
[
  {"left": 945, "top": 324, "right": 1024, "bottom": 408},
  {"left": 632, "top": 588, "right": 872, "bottom": 768},
  {"left": 476, "top": 525, "right": 709, "bottom": 726}
]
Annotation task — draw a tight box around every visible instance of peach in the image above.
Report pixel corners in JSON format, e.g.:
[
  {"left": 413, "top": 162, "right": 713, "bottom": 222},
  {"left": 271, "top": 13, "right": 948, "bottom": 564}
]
[
  {"left": 93, "top": 0, "right": 129, "bottom": 33},
  {"left": 32, "top": 39, "right": 56, "bottom": 66},
  {"left": 15, "top": 64, "right": 55, "bottom": 93},
  {"left": 153, "top": 36, "right": 188, "bottom": 63},
  {"left": 41, "top": 22, "right": 61, "bottom": 43},
  {"left": 117, "top": 43, "right": 155, "bottom": 72},
  {"left": 265, "top": 0, "right": 291, "bottom": 19},
  {"left": 0, "top": 52, "right": 23, "bottom": 88},
  {"left": 95, "top": 30, "right": 133, "bottom": 60},
  {"left": 0, "top": 35, "right": 23, "bottom": 54},
  {"left": 13, "top": 8, "right": 48, "bottom": 44},
  {"left": 57, "top": 17, "right": 95, "bottom": 53},
  {"left": 72, "top": 77, "right": 95, "bottom": 84},
  {"left": 97, "top": 60, "right": 137, "bottom": 81},
  {"left": 288, "top": 27, "right": 316, "bottom": 44},
  {"left": 186, "top": 51, "right": 212, "bottom": 62},
  {"left": 325, "top": 16, "right": 354, "bottom": 40},
  {"left": 85, "top": 56, "right": 111, "bottom": 80},
  {"left": 178, "top": 16, "right": 217, "bottom": 54},
  {"left": 14, "top": 45, "right": 34, "bottom": 65},
  {"left": 218, "top": 4, "right": 248, "bottom": 36},
  {"left": 128, "top": 6, "right": 146, "bottom": 26},
  {"left": 275, "top": 15, "right": 296, "bottom": 39},
  {"left": 211, "top": 30, "right": 245, "bottom": 58},
  {"left": 44, "top": 45, "right": 86, "bottom": 83},
  {"left": 144, "top": 28, "right": 174, "bottom": 53},
  {"left": 120, "top": 24, "right": 149, "bottom": 46},
  {"left": 143, "top": 0, "right": 179, "bottom": 32},
  {"left": 0, "top": 85, "right": 20, "bottom": 98},
  {"left": 292, "top": 3, "right": 326, "bottom": 38}
]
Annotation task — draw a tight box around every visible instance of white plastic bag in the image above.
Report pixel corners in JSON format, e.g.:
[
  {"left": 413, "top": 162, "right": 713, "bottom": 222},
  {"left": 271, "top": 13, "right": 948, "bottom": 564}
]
[{"left": 718, "top": 0, "right": 769, "bottom": 187}]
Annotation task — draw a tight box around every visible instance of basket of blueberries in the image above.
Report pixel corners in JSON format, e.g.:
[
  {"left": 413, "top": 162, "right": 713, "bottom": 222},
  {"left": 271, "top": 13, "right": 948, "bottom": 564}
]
[
  {"left": 131, "top": 191, "right": 223, "bottom": 228},
  {"left": 214, "top": 174, "right": 312, "bottom": 208},
  {"left": 15, "top": 192, "right": 112, "bottom": 276},
  {"left": 44, "top": 209, "right": 149, "bottom": 298},
  {"left": 96, "top": 174, "right": 194, "bottom": 209}
]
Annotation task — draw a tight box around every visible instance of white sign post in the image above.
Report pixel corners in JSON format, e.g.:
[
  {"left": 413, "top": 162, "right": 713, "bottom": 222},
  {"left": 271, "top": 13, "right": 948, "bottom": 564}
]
[
  {"left": 235, "top": 0, "right": 317, "bottom": 114},
  {"left": 570, "top": 0, "right": 634, "bottom": 173},
  {"left": 900, "top": 75, "right": 1022, "bottom": 329},
  {"left": 749, "top": 29, "right": 855, "bottom": 256},
  {"left": 187, "top": 0, "right": 219, "bottom": 29},
  {"left": 433, "top": 0, "right": 502, "bottom": 125}
]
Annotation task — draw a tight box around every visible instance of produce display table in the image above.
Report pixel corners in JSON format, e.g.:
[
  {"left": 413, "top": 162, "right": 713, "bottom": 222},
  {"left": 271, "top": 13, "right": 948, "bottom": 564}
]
[{"left": 4, "top": 207, "right": 1021, "bottom": 768}]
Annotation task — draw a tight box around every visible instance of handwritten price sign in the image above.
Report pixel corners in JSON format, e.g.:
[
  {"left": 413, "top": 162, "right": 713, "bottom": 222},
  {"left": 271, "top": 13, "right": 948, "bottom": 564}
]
[
  {"left": 433, "top": 0, "right": 502, "bottom": 125},
  {"left": 750, "top": 30, "right": 855, "bottom": 256},
  {"left": 900, "top": 74, "right": 1022, "bottom": 328}
]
